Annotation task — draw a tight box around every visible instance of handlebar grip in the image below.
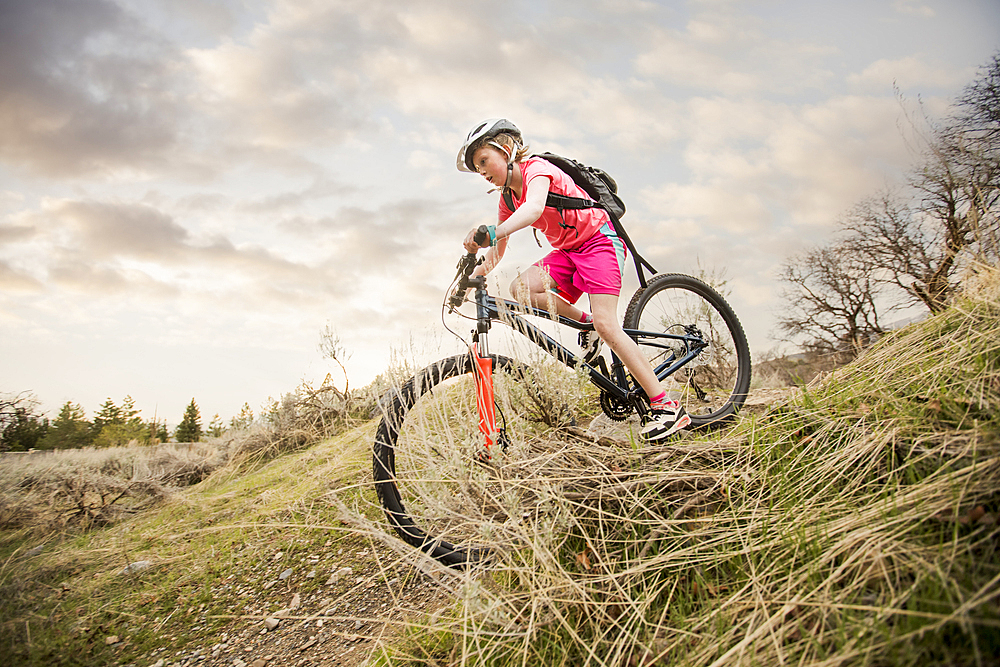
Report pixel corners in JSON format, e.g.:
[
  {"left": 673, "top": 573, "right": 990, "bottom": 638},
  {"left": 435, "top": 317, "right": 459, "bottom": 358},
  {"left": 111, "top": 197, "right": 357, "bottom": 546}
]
[{"left": 473, "top": 225, "right": 489, "bottom": 248}]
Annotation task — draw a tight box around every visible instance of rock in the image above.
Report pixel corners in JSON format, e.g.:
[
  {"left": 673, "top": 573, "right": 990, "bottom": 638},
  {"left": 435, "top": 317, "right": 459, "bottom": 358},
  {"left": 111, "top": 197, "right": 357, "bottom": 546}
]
[
  {"left": 278, "top": 568, "right": 293, "bottom": 581},
  {"left": 105, "top": 635, "right": 119, "bottom": 645},
  {"left": 23, "top": 544, "right": 44, "bottom": 558},
  {"left": 289, "top": 593, "right": 301, "bottom": 609},
  {"left": 121, "top": 560, "right": 152, "bottom": 575},
  {"left": 263, "top": 617, "right": 280, "bottom": 631},
  {"left": 272, "top": 552, "right": 284, "bottom": 561},
  {"left": 587, "top": 413, "right": 640, "bottom": 443},
  {"left": 233, "top": 659, "right": 247, "bottom": 667},
  {"left": 306, "top": 570, "right": 316, "bottom": 579},
  {"left": 326, "top": 566, "right": 352, "bottom": 584},
  {"left": 250, "top": 660, "right": 269, "bottom": 667}
]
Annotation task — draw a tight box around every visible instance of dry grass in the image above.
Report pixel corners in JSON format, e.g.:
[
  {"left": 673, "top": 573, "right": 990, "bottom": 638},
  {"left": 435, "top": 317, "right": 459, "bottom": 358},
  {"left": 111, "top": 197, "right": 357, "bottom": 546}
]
[
  {"left": 0, "top": 442, "right": 228, "bottom": 532},
  {"left": 0, "top": 373, "right": 387, "bottom": 536},
  {"left": 364, "top": 265, "right": 1000, "bottom": 666}
]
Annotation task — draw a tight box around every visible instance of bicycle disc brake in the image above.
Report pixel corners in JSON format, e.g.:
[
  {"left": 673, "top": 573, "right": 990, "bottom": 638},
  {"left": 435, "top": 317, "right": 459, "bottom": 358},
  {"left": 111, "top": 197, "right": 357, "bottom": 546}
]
[
  {"left": 475, "top": 429, "right": 511, "bottom": 464},
  {"left": 600, "top": 391, "right": 633, "bottom": 422}
]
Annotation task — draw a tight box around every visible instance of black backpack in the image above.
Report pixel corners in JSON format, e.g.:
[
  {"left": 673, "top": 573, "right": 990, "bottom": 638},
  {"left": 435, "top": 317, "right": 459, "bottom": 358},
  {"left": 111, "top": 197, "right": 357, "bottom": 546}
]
[{"left": 502, "top": 152, "right": 657, "bottom": 287}]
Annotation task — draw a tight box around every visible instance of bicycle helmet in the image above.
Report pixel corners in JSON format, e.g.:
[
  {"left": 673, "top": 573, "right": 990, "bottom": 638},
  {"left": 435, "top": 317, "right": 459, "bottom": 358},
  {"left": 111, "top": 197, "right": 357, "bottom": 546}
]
[{"left": 456, "top": 118, "right": 522, "bottom": 173}]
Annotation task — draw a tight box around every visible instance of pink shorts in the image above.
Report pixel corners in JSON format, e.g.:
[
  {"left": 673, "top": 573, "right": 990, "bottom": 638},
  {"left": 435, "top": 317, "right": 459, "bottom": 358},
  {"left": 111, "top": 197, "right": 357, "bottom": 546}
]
[{"left": 537, "top": 223, "right": 627, "bottom": 304}]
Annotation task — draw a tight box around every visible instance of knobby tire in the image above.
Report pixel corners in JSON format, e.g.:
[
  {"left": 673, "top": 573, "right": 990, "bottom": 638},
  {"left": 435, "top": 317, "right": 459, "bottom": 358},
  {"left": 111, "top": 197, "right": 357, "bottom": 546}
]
[
  {"left": 624, "top": 273, "right": 751, "bottom": 428},
  {"left": 373, "top": 353, "right": 519, "bottom": 567}
]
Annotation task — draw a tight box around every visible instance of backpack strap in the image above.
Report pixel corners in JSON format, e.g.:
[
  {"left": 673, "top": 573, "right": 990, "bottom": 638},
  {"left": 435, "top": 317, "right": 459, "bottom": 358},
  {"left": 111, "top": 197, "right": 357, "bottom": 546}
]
[
  {"left": 502, "top": 188, "right": 656, "bottom": 286},
  {"left": 502, "top": 189, "right": 543, "bottom": 247},
  {"left": 542, "top": 193, "right": 657, "bottom": 288}
]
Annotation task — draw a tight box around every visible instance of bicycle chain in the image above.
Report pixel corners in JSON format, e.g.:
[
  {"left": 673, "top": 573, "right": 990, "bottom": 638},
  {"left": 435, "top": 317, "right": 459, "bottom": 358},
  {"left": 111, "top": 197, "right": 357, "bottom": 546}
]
[{"left": 599, "top": 391, "right": 633, "bottom": 422}]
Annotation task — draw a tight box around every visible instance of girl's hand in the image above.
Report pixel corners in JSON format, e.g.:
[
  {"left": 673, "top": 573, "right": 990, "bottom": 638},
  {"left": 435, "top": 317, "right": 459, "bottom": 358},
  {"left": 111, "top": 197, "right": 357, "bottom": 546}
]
[{"left": 463, "top": 228, "right": 482, "bottom": 253}]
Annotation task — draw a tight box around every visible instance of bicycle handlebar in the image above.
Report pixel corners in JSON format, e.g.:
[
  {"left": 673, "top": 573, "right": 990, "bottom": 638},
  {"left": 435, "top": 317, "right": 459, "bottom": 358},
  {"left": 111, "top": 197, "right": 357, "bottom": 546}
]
[
  {"left": 447, "top": 252, "right": 484, "bottom": 310},
  {"left": 473, "top": 224, "right": 490, "bottom": 248}
]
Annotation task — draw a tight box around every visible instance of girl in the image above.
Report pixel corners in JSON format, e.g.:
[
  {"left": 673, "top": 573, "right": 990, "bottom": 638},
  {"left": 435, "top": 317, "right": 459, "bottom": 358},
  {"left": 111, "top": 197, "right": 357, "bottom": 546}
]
[{"left": 456, "top": 118, "right": 690, "bottom": 441}]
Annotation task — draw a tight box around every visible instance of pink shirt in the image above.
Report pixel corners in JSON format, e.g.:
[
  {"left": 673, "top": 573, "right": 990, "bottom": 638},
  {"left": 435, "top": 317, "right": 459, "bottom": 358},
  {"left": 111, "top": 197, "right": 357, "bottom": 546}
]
[{"left": 498, "top": 157, "right": 609, "bottom": 250}]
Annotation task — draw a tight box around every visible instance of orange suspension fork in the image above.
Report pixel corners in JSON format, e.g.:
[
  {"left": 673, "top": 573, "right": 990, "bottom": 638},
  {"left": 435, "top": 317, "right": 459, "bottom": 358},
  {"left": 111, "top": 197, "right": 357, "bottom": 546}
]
[{"left": 472, "top": 347, "right": 497, "bottom": 460}]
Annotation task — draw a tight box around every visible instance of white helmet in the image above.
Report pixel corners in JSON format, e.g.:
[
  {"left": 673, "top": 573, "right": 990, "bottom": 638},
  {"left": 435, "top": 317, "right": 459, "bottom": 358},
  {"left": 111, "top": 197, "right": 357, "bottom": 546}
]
[{"left": 456, "top": 118, "right": 522, "bottom": 173}]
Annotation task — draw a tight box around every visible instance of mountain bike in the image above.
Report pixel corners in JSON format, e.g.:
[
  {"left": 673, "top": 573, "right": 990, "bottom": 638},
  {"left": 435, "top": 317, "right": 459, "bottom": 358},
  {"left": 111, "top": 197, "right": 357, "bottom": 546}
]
[{"left": 373, "top": 249, "right": 751, "bottom": 567}]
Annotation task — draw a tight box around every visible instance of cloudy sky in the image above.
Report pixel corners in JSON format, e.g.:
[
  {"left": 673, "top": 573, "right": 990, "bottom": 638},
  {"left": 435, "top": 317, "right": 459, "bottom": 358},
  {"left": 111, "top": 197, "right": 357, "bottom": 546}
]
[{"left": 1, "top": 0, "right": 998, "bottom": 426}]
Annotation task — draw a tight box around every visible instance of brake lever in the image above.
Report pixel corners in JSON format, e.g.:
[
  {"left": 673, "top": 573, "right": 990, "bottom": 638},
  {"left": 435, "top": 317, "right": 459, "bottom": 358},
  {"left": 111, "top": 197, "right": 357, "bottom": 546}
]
[{"left": 447, "top": 253, "right": 484, "bottom": 312}]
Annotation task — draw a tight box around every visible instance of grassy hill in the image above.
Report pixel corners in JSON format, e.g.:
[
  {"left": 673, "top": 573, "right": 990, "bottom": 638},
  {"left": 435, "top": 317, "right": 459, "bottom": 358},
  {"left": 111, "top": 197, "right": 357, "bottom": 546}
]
[{"left": 2, "top": 267, "right": 998, "bottom": 667}]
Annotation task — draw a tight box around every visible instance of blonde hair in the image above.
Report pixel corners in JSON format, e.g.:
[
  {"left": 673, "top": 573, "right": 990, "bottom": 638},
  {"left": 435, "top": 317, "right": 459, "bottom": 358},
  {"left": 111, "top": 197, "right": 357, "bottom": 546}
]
[{"left": 476, "top": 132, "right": 531, "bottom": 163}]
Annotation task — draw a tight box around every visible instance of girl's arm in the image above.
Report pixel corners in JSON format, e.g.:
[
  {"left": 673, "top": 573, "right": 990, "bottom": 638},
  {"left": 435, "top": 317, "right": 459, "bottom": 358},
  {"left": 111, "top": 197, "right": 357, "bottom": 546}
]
[
  {"left": 494, "top": 175, "right": 550, "bottom": 242},
  {"left": 464, "top": 176, "right": 551, "bottom": 277}
]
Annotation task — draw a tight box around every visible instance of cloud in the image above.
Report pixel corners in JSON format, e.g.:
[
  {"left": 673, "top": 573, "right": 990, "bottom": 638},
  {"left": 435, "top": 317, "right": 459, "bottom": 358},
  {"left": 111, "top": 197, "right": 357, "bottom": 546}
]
[
  {"left": 184, "top": 1, "right": 410, "bottom": 150},
  {"left": 0, "top": 259, "right": 43, "bottom": 291},
  {"left": 1, "top": 197, "right": 363, "bottom": 307},
  {"left": 54, "top": 200, "right": 190, "bottom": 260},
  {"left": 892, "top": 1, "right": 935, "bottom": 18},
  {"left": 0, "top": 0, "right": 186, "bottom": 177},
  {"left": 847, "top": 56, "right": 963, "bottom": 91}
]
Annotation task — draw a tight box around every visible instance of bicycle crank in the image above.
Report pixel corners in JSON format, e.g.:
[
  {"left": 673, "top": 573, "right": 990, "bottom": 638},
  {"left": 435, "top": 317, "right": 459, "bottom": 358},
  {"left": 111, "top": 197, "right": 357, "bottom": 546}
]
[{"left": 600, "top": 391, "right": 633, "bottom": 421}]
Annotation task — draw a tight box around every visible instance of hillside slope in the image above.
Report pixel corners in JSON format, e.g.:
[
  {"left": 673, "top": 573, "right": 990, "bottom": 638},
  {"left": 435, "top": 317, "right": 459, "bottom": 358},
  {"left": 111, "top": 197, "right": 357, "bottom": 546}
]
[
  {"left": 377, "top": 269, "right": 1000, "bottom": 666},
  {"left": 1, "top": 267, "right": 997, "bottom": 667}
]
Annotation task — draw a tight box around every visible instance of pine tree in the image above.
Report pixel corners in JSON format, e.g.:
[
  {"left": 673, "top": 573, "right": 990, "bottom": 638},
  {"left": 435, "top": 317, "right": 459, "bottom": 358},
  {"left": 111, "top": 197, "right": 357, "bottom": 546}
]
[
  {"left": 39, "top": 402, "right": 93, "bottom": 450},
  {"left": 229, "top": 403, "right": 254, "bottom": 430},
  {"left": 207, "top": 414, "right": 224, "bottom": 438},
  {"left": 91, "top": 398, "right": 122, "bottom": 439},
  {"left": 93, "top": 396, "right": 148, "bottom": 447},
  {"left": 174, "top": 399, "right": 203, "bottom": 443}
]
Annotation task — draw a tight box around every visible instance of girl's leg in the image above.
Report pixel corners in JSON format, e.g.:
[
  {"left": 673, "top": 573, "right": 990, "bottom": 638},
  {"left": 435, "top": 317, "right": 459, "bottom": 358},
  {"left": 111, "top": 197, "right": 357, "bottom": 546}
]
[
  {"left": 588, "top": 293, "right": 664, "bottom": 399},
  {"left": 510, "top": 265, "right": 586, "bottom": 322},
  {"left": 591, "top": 293, "right": 691, "bottom": 439}
]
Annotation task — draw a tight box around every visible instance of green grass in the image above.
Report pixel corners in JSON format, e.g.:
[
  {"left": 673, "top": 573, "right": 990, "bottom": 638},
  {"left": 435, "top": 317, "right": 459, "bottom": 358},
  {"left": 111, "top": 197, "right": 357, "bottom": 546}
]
[
  {"left": 374, "top": 268, "right": 1000, "bottom": 667},
  {"left": 0, "top": 421, "right": 379, "bottom": 666},
  {"left": 3, "top": 270, "right": 998, "bottom": 667}
]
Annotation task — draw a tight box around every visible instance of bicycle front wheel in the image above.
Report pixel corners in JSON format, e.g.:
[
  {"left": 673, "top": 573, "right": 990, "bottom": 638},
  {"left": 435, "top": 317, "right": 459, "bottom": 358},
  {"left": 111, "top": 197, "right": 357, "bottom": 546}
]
[
  {"left": 373, "top": 353, "right": 524, "bottom": 567},
  {"left": 624, "top": 274, "right": 751, "bottom": 428}
]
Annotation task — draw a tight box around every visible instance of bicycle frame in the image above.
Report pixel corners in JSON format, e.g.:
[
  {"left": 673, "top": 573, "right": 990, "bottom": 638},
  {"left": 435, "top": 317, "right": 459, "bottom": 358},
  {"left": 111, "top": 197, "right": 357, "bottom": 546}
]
[{"left": 460, "top": 270, "right": 708, "bottom": 458}]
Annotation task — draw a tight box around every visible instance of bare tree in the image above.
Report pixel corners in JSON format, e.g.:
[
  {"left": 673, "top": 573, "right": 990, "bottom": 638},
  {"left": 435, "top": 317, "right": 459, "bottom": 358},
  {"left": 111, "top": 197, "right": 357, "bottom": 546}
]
[
  {"left": 953, "top": 51, "right": 1000, "bottom": 153},
  {"left": 943, "top": 50, "right": 1000, "bottom": 265},
  {"left": 838, "top": 189, "right": 960, "bottom": 312},
  {"left": 0, "top": 391, "right": 46, "bottom": 452},
  {"left": 854, "top": 52, "right": 1000, "bottom": 312},
  {"left": 776, "top": 242, "right": 890, "bottom": 360},
  {"left": 777, "top": 53, "right": 999, "bottom": 354},
  {"left": 319, "top": 322, "right": 351, "bottom": 396},
  {"left": 805, "top": 53, "right": 1000, "bottom": 320}
]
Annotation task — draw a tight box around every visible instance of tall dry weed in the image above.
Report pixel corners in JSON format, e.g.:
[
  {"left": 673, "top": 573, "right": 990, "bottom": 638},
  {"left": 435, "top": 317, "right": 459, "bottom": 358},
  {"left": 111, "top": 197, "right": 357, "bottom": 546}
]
[
  {"left": 370, "top": 266, "right": 1000, "bottom": 666},
  {"left": 0, "top": 442, "right": 226, "bottom": 531}
]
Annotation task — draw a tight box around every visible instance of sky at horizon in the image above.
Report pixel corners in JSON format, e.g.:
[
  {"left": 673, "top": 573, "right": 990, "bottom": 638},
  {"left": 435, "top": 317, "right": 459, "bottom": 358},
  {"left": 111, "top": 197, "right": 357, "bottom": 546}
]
[{"left": 2, "top": 0, "right": 998, "bottom": 426}]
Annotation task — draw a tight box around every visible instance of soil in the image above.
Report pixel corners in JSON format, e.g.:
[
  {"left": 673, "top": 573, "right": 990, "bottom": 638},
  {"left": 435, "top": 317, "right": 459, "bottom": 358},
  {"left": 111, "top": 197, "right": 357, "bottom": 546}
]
[
  {"left": 135, "top": 387, "right": 798, "bottom": 667},
  {"left": 140, "top": 541, "right": 448, "bottom": 667}
]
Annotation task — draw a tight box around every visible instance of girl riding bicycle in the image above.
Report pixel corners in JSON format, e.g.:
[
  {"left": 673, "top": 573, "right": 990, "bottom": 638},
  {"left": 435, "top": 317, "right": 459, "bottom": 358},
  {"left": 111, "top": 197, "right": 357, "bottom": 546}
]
[{"left": 457, "top": 118, "right": 690, "bottom": 441}]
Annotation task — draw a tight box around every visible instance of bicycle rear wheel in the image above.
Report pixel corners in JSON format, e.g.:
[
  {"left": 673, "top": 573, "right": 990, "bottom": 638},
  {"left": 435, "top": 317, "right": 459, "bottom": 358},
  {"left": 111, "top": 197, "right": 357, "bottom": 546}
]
[
  {"left": 624, "top": 274, "right": 751, "bottom": 428},
  {"left": 373, "top": 353, "right": 523, "bottom": 567}
]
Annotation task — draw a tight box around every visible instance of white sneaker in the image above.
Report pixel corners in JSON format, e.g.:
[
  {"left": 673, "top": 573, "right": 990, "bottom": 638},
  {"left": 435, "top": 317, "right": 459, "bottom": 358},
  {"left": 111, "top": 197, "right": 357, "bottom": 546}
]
[
  {"left": 578, "top": 329, "right": 603, "bottom": 365},
  {"left": 641, "top": 402, "right": 691, "bottom": 441}
]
